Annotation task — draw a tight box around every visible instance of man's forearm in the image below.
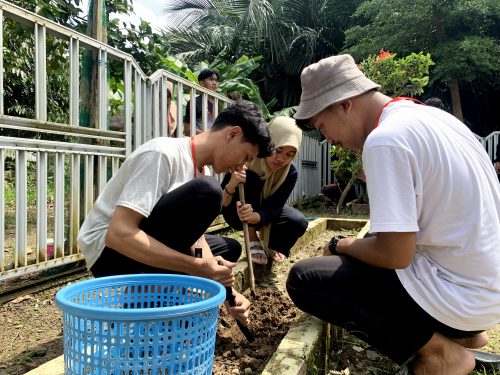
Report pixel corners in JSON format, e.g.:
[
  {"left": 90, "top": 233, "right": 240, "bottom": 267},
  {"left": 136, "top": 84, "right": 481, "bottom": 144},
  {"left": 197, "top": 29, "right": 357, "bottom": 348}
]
[{"left": 336, "top": 233, "right": 415, "bottom": 269}]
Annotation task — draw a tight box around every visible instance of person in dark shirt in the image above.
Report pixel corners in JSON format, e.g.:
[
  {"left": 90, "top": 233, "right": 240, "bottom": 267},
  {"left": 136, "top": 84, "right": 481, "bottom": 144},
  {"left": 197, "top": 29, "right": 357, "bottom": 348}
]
[
  {"left": 184, "top": 69, "right": 220, "bottom": 135},
  {"left": 221, "top": 116, "right": 308, "bottom": 265},
  {"left": 424, "top": 97, "right": 445, "bottom": 110}
]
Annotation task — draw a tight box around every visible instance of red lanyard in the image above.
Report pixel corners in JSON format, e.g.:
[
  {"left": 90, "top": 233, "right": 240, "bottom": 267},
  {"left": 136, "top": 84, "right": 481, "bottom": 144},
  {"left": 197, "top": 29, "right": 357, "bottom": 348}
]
[
  {"left": 373, "top": 96, "right": 424, "bottom": 128},
  {"left": 190, "top": 136, "right": 197, "bottom": 178}
]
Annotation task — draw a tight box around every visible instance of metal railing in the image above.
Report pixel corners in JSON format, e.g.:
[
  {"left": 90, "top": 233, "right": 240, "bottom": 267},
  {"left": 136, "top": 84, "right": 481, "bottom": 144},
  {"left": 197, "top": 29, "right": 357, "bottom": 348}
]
[
  {"left": 0, "top": 0, "right": 236, "bottom": 281},
  {"left": 0, "top": 0, "right": 324, "bottom": 282},
  {"left": 476, "top": 131, "right": 500, "bottom": 162}
]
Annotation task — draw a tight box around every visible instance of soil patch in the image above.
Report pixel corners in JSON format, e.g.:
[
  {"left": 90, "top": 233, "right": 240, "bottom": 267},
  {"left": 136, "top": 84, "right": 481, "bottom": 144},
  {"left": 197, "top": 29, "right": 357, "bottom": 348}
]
[{"left": 214, "top": 289, "right": 300, "bottom": 374}]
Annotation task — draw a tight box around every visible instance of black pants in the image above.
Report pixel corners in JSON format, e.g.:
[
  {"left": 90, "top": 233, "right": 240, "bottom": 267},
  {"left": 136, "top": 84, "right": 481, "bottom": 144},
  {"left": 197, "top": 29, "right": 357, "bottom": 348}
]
[
  {"left": 222, "top": 171, "right": 307, "bottom": 257},
  {"left": 286, "top": 255, "right": 482, "bottom": 364},
  {"left": 91, "top": 176, "right": 241, "bottom": 277}
]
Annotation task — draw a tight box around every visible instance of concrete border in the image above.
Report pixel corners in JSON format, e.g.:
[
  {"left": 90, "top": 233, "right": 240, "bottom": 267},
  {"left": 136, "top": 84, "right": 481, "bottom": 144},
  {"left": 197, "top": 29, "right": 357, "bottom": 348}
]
[{"left": 261, "top": 315, "right": 324, "bottom": 375}]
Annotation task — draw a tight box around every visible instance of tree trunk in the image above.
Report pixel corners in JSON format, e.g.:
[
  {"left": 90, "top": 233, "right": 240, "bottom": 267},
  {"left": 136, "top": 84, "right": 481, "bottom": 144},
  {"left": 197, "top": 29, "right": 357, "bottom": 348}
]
[
  {"left": 431, "top": 7, "right": 464, "bottom": 121},
  {"left": 336, "top": 175, "right": 357, "bottom": 215},
  {"left": 80, "top": 0, "right": 107, "bottom": 128},
  {"left": 449, "top": 78, "right": 464, "bottom": 121}
]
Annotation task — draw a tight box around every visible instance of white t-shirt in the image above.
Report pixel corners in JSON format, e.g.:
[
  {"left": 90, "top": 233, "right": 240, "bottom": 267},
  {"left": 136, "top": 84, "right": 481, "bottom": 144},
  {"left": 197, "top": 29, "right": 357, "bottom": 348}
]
[
  {"left": 77, "top": 137, "right": 195, "bottom": 268},
  {"left": 363, "top": 100, "right": 500, "bottom": 331}
]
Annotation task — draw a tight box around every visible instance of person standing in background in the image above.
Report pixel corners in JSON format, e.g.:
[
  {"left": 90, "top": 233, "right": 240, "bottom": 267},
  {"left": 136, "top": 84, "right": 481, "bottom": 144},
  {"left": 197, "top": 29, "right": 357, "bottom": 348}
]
[
  {"left": 184, "top": 69, "right": 220, "bottom": 135},
  {"left": 424, "top": 97, "right": 445, "bottom": 110}
]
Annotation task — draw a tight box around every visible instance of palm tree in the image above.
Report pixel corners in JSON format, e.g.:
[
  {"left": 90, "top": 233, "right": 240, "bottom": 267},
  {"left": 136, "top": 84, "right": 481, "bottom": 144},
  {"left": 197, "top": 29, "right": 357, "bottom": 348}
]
[{"left": 163, "top": 0, "right": 360, "bottom": 110}]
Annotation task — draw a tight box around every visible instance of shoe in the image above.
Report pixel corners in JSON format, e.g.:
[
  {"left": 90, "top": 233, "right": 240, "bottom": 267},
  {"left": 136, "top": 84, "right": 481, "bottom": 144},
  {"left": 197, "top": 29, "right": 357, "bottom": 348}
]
[{"left": 249, "top": 240, "right": 268, "bottom": 265}]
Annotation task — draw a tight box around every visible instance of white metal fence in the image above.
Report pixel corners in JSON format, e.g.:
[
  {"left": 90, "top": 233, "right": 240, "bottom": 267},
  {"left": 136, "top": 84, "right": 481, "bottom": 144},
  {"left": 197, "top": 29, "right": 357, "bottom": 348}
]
[
  {"left": 477, "top": 131, "right": 500, "bottom": 162},
  {"left": 0, "top": 0, "right": 324, "bottom": 282}
]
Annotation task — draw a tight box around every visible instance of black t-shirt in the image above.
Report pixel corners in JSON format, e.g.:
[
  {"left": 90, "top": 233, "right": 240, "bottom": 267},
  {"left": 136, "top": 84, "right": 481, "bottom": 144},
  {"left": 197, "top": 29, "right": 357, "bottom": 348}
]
[{"left": 183, "top": 96, "right": 214, "bottom": 131}]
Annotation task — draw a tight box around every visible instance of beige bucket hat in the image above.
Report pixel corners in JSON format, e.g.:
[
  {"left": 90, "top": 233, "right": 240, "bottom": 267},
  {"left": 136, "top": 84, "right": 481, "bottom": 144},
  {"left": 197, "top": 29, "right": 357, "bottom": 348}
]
[{"left": 294, "top": 54, "right": 380, "bottom": 120}]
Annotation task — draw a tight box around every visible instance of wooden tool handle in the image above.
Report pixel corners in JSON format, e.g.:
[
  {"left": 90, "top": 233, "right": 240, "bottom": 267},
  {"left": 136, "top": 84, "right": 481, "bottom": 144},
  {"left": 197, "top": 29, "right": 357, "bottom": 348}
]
[{"left": 238, "top": 184, "right": 256, "bottom": 293}]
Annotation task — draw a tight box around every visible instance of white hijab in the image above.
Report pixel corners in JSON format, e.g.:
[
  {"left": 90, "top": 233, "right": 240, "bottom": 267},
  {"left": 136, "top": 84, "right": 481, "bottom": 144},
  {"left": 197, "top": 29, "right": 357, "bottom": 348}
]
[{"left": 247, "top": 116, "right": 303, "bottom": 252}]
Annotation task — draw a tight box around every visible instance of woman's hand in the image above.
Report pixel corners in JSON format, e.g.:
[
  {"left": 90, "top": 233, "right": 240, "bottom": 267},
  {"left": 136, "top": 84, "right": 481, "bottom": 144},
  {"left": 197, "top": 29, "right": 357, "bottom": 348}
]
[{"left": 236, "top": 201, "right": 261, "bottom": 225}]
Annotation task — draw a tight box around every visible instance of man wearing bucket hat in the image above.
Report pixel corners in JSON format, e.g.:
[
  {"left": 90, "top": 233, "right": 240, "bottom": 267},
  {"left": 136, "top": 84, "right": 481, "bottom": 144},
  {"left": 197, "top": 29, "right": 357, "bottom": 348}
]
[
  {"left": 78, "top": 100, "right": 273, "bottom": 326},
  {"left": 286, "top": 55, "right": 500, "bottom": 374}
]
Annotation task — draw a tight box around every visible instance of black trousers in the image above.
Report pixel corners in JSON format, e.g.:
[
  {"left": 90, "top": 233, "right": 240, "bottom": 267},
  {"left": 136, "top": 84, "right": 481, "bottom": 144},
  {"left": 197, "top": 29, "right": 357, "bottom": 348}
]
[
  {"left": 222, "top": 171, "right": 307, "bottom": 257},
  {"left": 286, "top": 255, "right": 482, "bottom": 364},
  {"left": 91, "top": 176, "right": 241, "bottom": 277}
]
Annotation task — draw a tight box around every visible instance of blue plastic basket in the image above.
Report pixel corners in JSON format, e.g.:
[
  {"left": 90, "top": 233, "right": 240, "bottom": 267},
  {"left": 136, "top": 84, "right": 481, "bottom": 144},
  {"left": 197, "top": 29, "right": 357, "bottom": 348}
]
[{"left": 55, "top": 274, "right": 226, "bottom": 375}]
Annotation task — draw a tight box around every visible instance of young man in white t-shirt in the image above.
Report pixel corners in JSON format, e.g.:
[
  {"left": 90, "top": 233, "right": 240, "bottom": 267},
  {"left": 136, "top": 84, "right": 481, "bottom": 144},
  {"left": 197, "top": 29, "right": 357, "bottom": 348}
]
[
  {"left": 78, "top": 100, "right": 273, "bottom": 327},
  {"left": 287, "top": 55, "right": 500, "bottom": 374}
]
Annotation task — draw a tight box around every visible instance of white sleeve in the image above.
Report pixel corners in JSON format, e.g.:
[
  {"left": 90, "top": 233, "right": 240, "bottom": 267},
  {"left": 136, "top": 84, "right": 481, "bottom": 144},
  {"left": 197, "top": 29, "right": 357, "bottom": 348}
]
[
  {"left": 363, "top": 145, "right": 420, "bottom": 233},
  {"left": 116, "top": 151, "right": 172, "bottom": 218}
]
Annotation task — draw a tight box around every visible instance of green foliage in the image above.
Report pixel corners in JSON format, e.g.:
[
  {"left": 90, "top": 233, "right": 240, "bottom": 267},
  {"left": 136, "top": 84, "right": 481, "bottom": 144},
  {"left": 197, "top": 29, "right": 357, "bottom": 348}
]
[
  {"left": 331, "top": 147, "right": 362, "bottom": 181},
  {"left": 164, "top": 0, "right": 360, "bottom": 110},
  {"left": 270, "top": 106, "right": 298, "bottom": 119},
  {"left": 157, "top": 55, "right": 202, "bottom": 83},
  {"left": 3, "top": 19, "right": 35, "bottom": 119},
  {"left": 8, "top": 0, "right": 85, "bottom": 28},
  {"left": 359, "top": 51, "right": 435, "bottom": 97},
  {"left": 211, "top": 54, "right": 277, "bottom": 118},
  {"left": 344, "top": 0, "right": 500, "bottom": 93},
  {"left": 3, "top": 162, "right": 56, "bottom": 207},
  {"left": 3, "top": 20, "right": 71, "bottom": 123},
  {"left": 2, "top": 0, "right": 134, "bottom": 122},
  {"left": 157, "top": 51, "right": 274, "bottom": 118},
  {"left": 108, "top": 18, "right": 171, "bottom": 76},
  {"left": 431, "top": 35, "right": 500, "bottom": 88},
  {"left": 108, "top": 78, "right": 125, "bottom": 117}
]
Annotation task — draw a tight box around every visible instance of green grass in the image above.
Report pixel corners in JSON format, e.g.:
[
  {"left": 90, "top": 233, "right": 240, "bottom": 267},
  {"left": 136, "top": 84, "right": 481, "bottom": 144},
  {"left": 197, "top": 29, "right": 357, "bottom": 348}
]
[{"left": 472, "top": 367, "right": 499, "bottom": 375}]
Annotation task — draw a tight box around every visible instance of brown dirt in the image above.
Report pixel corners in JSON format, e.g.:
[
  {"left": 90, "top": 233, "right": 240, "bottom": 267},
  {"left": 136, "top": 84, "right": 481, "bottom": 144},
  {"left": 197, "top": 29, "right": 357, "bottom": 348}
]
[{"left": 214, "top": 289, "right": 300, "bottom": 374}]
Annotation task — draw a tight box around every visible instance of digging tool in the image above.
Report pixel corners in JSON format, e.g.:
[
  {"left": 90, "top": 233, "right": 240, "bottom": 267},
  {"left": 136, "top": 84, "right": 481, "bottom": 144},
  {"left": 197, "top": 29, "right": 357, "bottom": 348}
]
[
  {"left": 226, "top": 292, "right": 255, "bottom": 342},
  {"left": 195, "top": 242, "right": 255, "bottom": 342},
  {"left": 469, "top": 349, "right": 500, "bottom": 370},
  {"left": 238, "top": 184, "right": 256, "bottom": 294}
]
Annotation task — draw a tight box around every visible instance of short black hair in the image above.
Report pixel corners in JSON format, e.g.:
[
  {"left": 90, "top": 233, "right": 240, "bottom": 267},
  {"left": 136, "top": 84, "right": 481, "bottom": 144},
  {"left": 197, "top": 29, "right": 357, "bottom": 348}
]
[
  {"left": 424, "top": 97, "right": 444, "bottom": 109},
  {"left": 211, "top": 100, "right": 273, "bottom": 158},
  {"left": 198, "top": 69, "right": 220, "bottom": 82}
]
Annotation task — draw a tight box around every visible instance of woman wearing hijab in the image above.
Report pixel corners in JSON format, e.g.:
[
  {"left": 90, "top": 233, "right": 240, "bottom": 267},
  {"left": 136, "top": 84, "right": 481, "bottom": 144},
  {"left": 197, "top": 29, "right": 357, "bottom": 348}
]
[{"left": 221, "top": 116, "right": 308, "bottom": 265}]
